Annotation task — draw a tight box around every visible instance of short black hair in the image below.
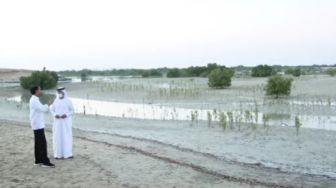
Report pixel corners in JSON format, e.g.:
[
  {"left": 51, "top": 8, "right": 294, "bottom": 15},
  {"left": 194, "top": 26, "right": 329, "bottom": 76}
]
[{"left": 30, "top": 86, "right": 40, "bottom": 95}]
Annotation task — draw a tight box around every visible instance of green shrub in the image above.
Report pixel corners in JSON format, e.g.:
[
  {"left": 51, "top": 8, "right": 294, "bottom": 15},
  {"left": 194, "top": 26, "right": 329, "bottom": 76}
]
[
  {"left": 251, "top": 65, "right": 276, "bottom": 77},
  {"left": 285, "top": 67, "right": 302, "bottom": 77},
  {"left": 326, "top": 69, "right": 336, "bottom": 77},
  {"left": 265, "top": 75, "right": 293, "bottom": 98},
  {"left": 142, "top": 69, "right": 163, "bottom": 78},
  {"left": 20, "top": 70, "right": 58, "bottom": 90},
  {"left": 167, "top": 68, "right": 182, "bottom": 78},
  {"left": 208, "top": 68, "right": 234, "bottom": 88}
]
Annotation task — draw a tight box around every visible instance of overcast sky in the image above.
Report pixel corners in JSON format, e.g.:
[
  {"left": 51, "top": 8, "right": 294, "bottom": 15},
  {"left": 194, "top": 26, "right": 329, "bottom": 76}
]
[{"left": 0, "top": 0, "right": 335, "bottom": 71}]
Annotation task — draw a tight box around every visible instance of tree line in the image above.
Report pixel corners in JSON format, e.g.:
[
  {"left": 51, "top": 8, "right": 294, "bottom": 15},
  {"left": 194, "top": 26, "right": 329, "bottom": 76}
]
[
  {"left": 20, "top": 64, "right": 336, "bottom": 99},
  {"left": 58, "top": 64, "right": 336, "bottom": 78}
]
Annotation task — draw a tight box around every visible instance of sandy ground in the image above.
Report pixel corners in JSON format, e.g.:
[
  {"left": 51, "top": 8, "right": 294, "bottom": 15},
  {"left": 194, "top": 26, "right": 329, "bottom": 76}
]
[
  {"left": 0, "top": 69, "right": 32, "bottom": 82},
  {"left": 0, "top": 120, "right": 268, "bottom": 188},
  {"left": 1, "top": 98, "right": 336, "bottom": 178},
  {"left": 0, "top": 99, "right": 336, "bottom": 187}
]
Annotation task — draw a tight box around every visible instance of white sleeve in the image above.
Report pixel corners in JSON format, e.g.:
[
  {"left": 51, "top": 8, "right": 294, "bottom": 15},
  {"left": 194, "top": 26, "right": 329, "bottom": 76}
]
[
  {"left": 66, "top": 100, "right": 75, "bottom": 117},
  {"left": 32, "top": 99, "right": 49, "bottom": 113},
  {"left": 50, "top": 104, "right": 56, "bottom": 117}
]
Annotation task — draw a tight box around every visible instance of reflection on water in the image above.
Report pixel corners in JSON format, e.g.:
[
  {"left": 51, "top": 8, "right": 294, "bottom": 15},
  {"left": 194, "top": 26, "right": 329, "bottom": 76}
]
[
  {"left": 6, "top": 95, "right": 336, "bottom": 131},
  {"left": 64, "top": 76, "right": 141, "bottom": 83}
]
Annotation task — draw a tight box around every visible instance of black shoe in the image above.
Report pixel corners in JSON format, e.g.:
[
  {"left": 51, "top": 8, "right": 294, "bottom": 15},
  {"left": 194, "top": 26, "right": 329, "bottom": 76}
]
[
  {"left": 34, "top": 162, "right": 43, "bottom": 166},
  {"left": 41, "top": 162, "right": 55, "bottom": 168}
]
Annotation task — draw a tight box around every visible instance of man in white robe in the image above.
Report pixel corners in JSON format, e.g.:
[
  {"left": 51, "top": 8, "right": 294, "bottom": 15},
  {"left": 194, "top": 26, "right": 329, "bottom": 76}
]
[{"left": 50, "top": 87, "right": 74, "bottom": 159}]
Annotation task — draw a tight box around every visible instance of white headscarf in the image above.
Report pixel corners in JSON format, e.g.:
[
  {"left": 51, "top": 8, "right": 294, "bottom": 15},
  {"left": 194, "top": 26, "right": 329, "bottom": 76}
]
[
  {"left": 52, "top": 87, "right": 73, "bottom": 116},
  {"left": 54, "top": 87, "right": 68, "bottom": 103},
  {"left": 55, "top": 87, "right": 68, "bottom": 102}
]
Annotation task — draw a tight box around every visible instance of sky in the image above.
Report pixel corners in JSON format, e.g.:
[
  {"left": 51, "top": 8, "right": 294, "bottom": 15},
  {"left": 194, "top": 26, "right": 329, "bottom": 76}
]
[{"left": 0, "top": 0, "right": 335, "bottom": 71}]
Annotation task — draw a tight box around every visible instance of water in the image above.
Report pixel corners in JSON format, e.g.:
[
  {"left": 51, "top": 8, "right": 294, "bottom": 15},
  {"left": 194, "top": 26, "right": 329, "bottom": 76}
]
[{"left": 6, "top": 95, "right": 336, "bottom": 131}]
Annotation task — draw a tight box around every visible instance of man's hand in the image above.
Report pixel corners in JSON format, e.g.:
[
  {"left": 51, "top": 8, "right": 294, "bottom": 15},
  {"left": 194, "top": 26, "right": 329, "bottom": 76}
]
[
  {"left": 48, "top": 99, "right": 54, "bottom": 107},
  {"left": 55, "top": 115, "right": 61, "bottom": 119},
  {"left": 61, "top": 114, "right": 67, "bottom": 119}
]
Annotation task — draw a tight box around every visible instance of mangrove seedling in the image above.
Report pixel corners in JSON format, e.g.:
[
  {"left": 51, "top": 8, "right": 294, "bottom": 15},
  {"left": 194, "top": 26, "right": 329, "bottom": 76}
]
[
  {"left": 254, "top": 100, "right": 259, "bottom": 123},
  {"left": 244, "top": 110, "right": 251, "bottom": 125},
  {"left": 207, "top": 111, "right": 213, "bottom": 128},
  {"left": 219, "top": 112, "right": 227, "bottom": 131},
  {"left": 235, "top": 113, "right": 243, "bottom": 131},
  {"left": 213, "top": 109, "right": 218, "bottom": 121},
  {"left": 252, "top": 123, "right": 258, "bottom": 139},
  {"left": 295, "top": 116, "right": 302, "bottom": 136},
  {"left": 262, "top": 113, "right": 271, "bottom": 134},
  {"left": 227, "top": 111, "right": 234, "bottom": 130},
  {"left": 190, "top": 111, "right": 196, "bottom": 126}
]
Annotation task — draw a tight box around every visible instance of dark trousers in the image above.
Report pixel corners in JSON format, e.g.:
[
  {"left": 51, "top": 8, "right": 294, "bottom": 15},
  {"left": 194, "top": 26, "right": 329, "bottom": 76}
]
[{"left": 33, "top": 129, "right": 50, "bottom": 164}]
